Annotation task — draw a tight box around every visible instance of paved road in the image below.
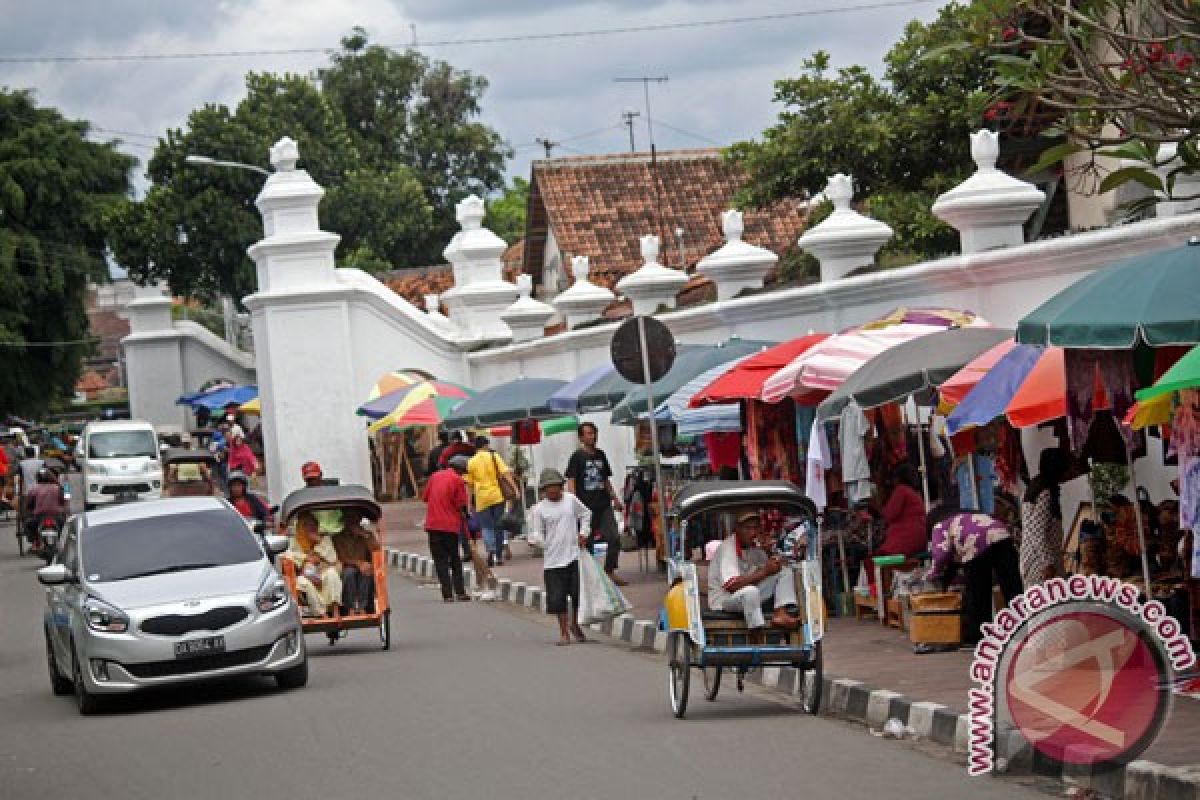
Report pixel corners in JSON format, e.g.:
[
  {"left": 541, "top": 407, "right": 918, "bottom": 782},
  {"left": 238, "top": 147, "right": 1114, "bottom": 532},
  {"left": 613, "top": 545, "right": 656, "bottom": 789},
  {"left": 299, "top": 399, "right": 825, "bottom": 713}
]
[{"left": 0, "top": 516, "right": 1051, "bottom": 800}]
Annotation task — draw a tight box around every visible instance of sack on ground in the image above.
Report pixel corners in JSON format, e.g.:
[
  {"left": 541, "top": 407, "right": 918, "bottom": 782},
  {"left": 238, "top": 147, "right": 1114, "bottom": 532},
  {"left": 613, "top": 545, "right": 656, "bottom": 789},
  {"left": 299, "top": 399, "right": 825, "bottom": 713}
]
[{"left": 577, "top": 552, "right": 632, "bottom": 624}]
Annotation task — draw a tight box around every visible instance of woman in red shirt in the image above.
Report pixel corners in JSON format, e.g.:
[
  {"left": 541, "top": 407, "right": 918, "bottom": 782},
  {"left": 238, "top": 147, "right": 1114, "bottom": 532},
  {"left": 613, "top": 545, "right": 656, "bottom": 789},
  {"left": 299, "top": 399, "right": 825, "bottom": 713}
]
[{"left": 876, "top": 464, "right": 928, "bottom": 557}]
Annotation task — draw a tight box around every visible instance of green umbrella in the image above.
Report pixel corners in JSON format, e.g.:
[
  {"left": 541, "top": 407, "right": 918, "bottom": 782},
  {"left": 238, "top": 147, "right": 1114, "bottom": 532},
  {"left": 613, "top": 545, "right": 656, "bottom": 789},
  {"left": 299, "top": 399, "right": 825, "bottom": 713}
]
[
  {"left": 610, "top": 338, "right": 774, "bottom": 425},
  {"left": 443, "top": 377, "right": 568, "bottom": 427},
  {"left": 1017, "top": 240, "right": 1200, "bottom": 348},
  {"left": 817, "top": 327, "right": 1014, "bottom": 421},
  {"left": 1136, "top": 342, "right": 1200, "bottom": 401}
]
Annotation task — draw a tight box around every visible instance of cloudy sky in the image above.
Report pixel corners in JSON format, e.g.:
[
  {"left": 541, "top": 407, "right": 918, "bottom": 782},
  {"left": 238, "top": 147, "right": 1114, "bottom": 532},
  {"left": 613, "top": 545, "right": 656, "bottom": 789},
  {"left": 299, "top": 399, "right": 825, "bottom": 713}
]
[{"left": 1, "top": 0, "right": 943, "bottom": 191}]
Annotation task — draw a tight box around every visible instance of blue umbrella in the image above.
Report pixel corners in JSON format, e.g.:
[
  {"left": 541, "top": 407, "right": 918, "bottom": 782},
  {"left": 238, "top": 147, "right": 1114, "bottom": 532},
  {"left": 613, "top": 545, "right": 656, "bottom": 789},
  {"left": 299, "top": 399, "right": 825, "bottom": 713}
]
[
  {"left": 548, "top": 364, "right": 626, "bottom": 413},
  {"left": 946, "top": 345, "right": 1043, "bottom": 435},
  {"left": 189, "top": 385, "right": 258, "bottom": 411},
  {"left": 675, "top": 405, "right": 743, "bottom": 436}
]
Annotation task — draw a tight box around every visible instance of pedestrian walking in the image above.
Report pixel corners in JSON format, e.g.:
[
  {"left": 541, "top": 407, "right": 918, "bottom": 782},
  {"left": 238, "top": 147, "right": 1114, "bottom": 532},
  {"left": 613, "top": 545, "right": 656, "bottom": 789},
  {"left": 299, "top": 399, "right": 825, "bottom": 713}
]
[
  {"left": 565, "top": 422, "right": 627, "bottom": 585},
  {"left": 427, "top": 431, "right": 450, "bottom": 478},
  {"left": 466, "top": 436, "right": 517, "bottom": 567},
  {"left": 530, "top": 468, "right": 591, "bottom": 646},
  {"left": 422, "top": 455, "right": 471, "bottom": 602}
]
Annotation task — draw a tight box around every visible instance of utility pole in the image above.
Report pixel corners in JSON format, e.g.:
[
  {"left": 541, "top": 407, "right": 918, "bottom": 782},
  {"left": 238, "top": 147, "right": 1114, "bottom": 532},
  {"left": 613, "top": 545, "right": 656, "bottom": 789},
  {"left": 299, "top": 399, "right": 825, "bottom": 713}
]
[
  {"left": 535, "top": 138, "right": 558, "bottom": 159},
  {"left": 621, "top": 108, "right": 640, "bottom": 153},
  {"left": 614, "top": 76, "right": 668, "bottom": 152}
]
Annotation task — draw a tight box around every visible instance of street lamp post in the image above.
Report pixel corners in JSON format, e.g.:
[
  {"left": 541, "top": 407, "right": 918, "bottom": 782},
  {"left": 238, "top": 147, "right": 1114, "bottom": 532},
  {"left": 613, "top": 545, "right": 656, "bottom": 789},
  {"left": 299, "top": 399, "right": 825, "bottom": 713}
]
[{"left": 183, "top": 154, "right": 271, "bottom": 346}]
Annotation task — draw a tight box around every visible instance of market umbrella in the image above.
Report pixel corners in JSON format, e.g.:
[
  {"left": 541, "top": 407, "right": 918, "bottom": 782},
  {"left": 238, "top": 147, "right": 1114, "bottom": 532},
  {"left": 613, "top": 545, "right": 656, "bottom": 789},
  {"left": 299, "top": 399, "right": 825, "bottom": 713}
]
[
  {"left": 357, "top": 380, "right": 472, "bottom": 420},
  {"left": 368, "top": 393, "right": 469, "bottom": 433},
  {"left": 548, "top": 345, "right": 706, "bottom": 413},
  {"left": 187, "top": 385, "right": 258, "bottom": 411},
  {"left": 1125, "top": 395, "right": 1173, "bottom": 431},
  {"left": 938, "top": 339, "right": 1018, "bottom": 409},
  {"left": 761, "top": 310, "right": 987, "bottom": 403},
  {"left": 442, "top": 377, "right": 569, "bottom": 427},
  {"left": 816, "top": 328, "right": 1014, "bottom": 421},
  {"left": 689, "top": 333, "right": 829, "bottom": 407},
  {"left": 656, "top": 354, "right": 756, "bottom": 422},
  {"left": 1017, "top": 240, "right": 1200, "bottom": 348},
  {"left": 239, "top": 397, "right": 261, "bottom": 414},
  {"left": 364, "top": 369, "right": 432, "bottom": 402},
  {"left": 610, "top": 338, "right": 774, "bottom": 425},
  {"left": 1135, "top": 342, "right": 1200, "bottom": 402},
  {"left": 945, "top": 344, "right": 1044, "bottom": 434},
  {"left": 1005, "top": 348, "right": 1109, "bottom": 429}
]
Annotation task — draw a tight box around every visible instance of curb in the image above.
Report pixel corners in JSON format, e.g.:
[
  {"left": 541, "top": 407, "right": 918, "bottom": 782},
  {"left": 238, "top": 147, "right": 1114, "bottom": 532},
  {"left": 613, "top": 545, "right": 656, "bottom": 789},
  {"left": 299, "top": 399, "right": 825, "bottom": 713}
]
[{"left": 385, "top": 547, "right": 1198, "bottom": 800}]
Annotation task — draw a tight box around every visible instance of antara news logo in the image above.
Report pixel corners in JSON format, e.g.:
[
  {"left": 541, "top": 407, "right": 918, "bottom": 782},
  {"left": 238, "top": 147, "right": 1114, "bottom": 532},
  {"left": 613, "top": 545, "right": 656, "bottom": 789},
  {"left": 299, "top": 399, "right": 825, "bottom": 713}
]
[{"left": 967, "top": 575, "right": 1196, "bottom": 776}]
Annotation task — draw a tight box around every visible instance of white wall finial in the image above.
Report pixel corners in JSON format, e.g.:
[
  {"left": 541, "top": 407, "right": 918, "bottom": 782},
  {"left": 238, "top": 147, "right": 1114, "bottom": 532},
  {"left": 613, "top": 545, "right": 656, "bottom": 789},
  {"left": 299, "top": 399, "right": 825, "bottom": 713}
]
[
  {"left": 797, "top": 174, "right": 893, "bottom": 283},
  {"left": 269, "top": 137, "right": 299, "bottom": 172},
  {"left": 933, "top": 129, "right": 1045, "bottom": 254},
  {"left": 617, "top": 233, "right": 688, "bottom": 314},
  {"left": 516, "top": 273, "right": 534, "bottom": 297},
  {"left": 639, "top": 235, "right": 661, "bottom": 263},
  {"left": 721, "top": 209, "right": 744, "bottom": 241},
  {"left": 571, "top": 255, "right": 592, "bottom": 282},
  {"left": 501, "top": 273, "right": 555, "bottom": 343},
  {"left": 697, "top": 208, "right": 776, "bottom": 301},
  {"left": 456, "top": 195, "right": 486, "bottom": 231},
  {"left": 970, "top": 130, "right": 1000, "bottom": 171},
  {"left": 826, "top": 174, "right": 854, "bottom": 210}
]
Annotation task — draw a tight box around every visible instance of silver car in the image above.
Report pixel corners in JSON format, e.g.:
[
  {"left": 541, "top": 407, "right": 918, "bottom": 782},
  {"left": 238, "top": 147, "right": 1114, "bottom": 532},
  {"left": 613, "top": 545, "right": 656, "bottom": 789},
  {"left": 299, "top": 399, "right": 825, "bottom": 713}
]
[{"left": 39, "top": 497, "right": 307, "bottom": 714}]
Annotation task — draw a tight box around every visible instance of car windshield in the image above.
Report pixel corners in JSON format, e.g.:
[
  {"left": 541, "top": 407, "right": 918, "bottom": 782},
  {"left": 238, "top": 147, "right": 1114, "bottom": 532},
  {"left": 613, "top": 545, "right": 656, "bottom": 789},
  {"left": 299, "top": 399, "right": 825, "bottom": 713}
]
[
  {"left": 89, "top": 430, "right": 157, "bottom": 459},
  {"left": 81, "top": 509, "right": 262, "bottom": 582}
]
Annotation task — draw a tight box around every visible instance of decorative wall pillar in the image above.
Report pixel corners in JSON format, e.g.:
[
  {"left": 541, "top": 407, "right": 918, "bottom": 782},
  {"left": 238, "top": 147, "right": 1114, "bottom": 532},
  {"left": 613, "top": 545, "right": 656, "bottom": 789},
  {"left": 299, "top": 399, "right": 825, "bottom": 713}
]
[
  {"left": 798, "top": 174, "right": 893, "bottom": 282},
  {"left": 932, "top": 130, "right": 1045, "bottom": 254},
  {"left": 500, "top": 275, "right": 556, "bottom": 342},
  {"left": 552, "top": 256, "right": 615, "bottom": 328},
  {"left": 615, "top": 235, "right": 688, "bottom": 315},
  {"left": 696, "top": 210, "right": 777, "bottom": 300},
  {"left": 439, "top": 197, "right": 518, "bottom": 342},
  {"left": 243, "top": 137, "right": 370, "bottom": 502},
  {"left": 122, "top": 283, "right": 189, "bottom": 431}
]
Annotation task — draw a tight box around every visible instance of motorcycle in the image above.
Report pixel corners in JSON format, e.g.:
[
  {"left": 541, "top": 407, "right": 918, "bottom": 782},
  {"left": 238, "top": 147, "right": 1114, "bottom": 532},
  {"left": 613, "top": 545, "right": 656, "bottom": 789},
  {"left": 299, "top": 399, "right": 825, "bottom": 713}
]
[{"left": 30, "top": 514, "right": 61, "bottom": 564}]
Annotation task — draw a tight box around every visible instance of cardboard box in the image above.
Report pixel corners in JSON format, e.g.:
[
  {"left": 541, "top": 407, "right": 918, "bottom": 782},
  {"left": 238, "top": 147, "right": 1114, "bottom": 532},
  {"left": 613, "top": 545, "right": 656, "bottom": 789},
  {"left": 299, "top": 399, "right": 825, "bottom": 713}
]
[{"left": 908, "top": 612, "right": 961, "bottom": 645}]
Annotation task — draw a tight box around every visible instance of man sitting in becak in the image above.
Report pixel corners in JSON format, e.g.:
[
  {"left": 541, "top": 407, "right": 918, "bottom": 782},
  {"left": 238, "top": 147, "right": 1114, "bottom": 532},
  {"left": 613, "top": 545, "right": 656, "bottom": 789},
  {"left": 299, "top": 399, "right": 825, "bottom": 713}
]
[{"left": 707, "top": 509, "right": 801, "bottom": 630}]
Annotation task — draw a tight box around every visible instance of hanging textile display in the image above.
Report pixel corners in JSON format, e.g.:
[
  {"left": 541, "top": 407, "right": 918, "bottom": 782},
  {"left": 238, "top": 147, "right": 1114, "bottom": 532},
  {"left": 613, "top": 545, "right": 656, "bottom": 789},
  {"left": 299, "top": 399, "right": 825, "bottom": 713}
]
[
  {"left": 704, "top": 432, "right": 741, "bottom": 473},
  {"left": 840, "top": 400, "right": 872, "bottom": 503},
  {"left": 804, "top": 417, "right": 832, "bottom": 510},
  {"left": 1065, "top": 349, "right": 1136, "bottom": 452},
  {"left": 1172, "top": 390, "right": 1200, "bottom": 532},
  {"left": 745, "top": 399, "right": 801, "bottom": 482}
]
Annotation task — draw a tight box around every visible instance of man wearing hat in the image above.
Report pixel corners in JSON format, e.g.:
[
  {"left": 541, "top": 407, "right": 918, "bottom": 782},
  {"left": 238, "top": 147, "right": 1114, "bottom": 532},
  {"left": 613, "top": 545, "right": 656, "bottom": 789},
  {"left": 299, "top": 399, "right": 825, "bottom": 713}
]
[
  {"left": 707, "top": 509, "right": 801, "bottom": 630},
  {"left": 421, "top": 454, "right": 472, "bottom": 602},
  {"left": 530, "top": 467, "right": 591, "bottom": 645},
  {"left": 301, "top": 461, "right": 324, "bottom": 487}
]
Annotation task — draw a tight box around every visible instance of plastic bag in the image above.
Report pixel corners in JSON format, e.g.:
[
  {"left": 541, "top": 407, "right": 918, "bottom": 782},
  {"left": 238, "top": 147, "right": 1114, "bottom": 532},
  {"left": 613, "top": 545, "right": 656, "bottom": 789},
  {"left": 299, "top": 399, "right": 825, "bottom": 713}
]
[
  {"left": 525, "top": 511, "right": 544, "bottom": 548},
  {"left": 577, "top": 552, "right": 631, "bottom": 624}
]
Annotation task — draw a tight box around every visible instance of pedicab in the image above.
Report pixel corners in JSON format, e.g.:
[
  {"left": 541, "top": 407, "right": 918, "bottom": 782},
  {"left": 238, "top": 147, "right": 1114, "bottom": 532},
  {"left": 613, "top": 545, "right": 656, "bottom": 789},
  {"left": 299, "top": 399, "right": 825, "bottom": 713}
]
[
  {"left": 278, "top": 484, "right": 392, "bottom": 650},
  {"left": 661, "top": 480, "right": 825, "bottom": 718},
  {"left": 162, "top": 448, "right": 220, "bottom": 497}
]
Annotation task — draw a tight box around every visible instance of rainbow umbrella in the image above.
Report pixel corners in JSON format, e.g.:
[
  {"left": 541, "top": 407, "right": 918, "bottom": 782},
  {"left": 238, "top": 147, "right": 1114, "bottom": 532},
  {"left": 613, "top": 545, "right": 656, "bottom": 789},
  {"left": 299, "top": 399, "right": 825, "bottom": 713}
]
[
  {"left": 364, "top": 370, "right": 433, "bottom": 402},
  {"left": 367, "top": 381, "right": 472, "bottom": 433},
  {"left": 358, "top": 380, "right": 471, "bottom": 420}
]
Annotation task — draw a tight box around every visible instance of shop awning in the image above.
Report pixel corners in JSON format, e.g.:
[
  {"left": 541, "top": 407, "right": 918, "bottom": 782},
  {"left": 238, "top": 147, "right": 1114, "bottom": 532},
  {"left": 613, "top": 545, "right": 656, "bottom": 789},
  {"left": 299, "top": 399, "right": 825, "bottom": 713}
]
[
  {"left": 689, "top": 333, "right": 829, "bottom": 407},
  {"left": 443, "top": 377, "right": 568, "bottom": 427}
]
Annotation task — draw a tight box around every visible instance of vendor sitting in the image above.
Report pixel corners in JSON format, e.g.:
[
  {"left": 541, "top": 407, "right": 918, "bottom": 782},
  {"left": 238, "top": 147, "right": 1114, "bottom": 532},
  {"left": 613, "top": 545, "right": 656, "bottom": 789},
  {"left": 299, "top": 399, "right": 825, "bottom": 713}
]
[{"left": 707, "top": 509, "right": 801, "bottom": 630}]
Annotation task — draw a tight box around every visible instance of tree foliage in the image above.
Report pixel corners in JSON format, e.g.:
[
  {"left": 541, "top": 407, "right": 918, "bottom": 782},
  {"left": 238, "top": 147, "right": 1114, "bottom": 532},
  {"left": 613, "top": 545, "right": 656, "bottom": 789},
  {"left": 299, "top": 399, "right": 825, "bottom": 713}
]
[
  {"left": 110, "top": 30, "right": 509, "bottom": 302},
  {"left": 0, "top": 89, "right": 135, "bottom": 415},
  {"left": 965, "top": 0, "right": 1200, "bottom": 206},
  {"left": 484, "top": 177, "right": 529, "bottom": 245},
  {"left": 729, "top": 3, "right": 995, "bottom": 262}
]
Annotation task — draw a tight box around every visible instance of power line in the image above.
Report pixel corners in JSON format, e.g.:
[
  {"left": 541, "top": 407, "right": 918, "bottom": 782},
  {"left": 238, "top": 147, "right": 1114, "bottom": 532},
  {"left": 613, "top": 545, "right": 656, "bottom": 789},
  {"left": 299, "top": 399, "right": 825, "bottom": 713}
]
[
  {"left": 0, "top": 1, "right": 938, "bottom": 64},
  {"left": 0, "top": 337, "right": 101, "bottom": 348},
  {"left": 90, "top": 127, "right": 160, "bottom": 141},
  {"left": 653, "top": 120, "right": 723, "bottom": 147}
]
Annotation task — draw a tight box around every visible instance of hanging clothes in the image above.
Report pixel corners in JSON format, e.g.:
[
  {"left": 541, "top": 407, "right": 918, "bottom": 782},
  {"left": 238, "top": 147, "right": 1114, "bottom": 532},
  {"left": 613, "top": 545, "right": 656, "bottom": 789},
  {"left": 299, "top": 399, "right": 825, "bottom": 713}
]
[
  {"left": 704, "top": 432, "right": 742, "bottom": 473},
  {"left": 1065, "top": 349, "right": 1136, "bottom": 453},
  {"left": 840, "top": 401, "right": 872, "bottom": 504},
  {"left": 805, "top": 417, "right": 832, "bottom": 510},
  {"left": 745, "top": 399, "right": 801, "bottom": 482}
]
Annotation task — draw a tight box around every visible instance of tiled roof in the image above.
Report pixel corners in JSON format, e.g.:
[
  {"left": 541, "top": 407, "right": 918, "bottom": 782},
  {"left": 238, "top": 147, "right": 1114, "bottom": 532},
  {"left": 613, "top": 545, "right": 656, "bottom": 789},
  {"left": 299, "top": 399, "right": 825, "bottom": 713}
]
[
  {"left": 380, "top": 263, "right": 522, "bottom": 312},
  {"left": 523, "top": 148, "right": 808, "bottom": 290},
  {"left": 76, "top": 370, "right": 108, "bottom": 393}
]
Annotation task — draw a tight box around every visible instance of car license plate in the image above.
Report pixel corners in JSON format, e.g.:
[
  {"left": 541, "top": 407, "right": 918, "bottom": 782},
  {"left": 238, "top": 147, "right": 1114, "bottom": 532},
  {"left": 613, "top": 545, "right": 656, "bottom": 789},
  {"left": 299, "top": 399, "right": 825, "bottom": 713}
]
[{"left": 174, "top": 635, "right": 226, "bottom": 659}]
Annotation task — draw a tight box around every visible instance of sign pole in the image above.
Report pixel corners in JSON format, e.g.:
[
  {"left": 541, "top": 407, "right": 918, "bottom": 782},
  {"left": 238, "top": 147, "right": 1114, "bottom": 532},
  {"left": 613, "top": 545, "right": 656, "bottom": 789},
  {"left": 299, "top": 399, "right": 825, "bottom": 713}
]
[{"left": 637, "top": 316, "right": 670, "bottom": 561}]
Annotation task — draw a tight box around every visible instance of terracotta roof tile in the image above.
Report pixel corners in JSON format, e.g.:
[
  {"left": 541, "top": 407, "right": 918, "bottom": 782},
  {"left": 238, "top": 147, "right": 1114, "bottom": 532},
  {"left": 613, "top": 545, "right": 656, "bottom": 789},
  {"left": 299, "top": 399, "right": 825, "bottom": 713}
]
[
  {"left": 380, "top": 263, "right": 522, "bottom": 311},
  {"left": 76, "top": 370, "right": 108, "bottom": 393},
  {"left": 523, "top": 148, "right": 807, "bottom": 291}
]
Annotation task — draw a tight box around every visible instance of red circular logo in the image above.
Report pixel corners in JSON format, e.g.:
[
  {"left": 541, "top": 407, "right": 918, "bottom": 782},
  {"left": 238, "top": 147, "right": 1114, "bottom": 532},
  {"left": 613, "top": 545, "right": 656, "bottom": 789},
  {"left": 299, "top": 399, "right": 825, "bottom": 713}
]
[{"left": 1003, "top": 608, "right": 1168, "bottom": 768}]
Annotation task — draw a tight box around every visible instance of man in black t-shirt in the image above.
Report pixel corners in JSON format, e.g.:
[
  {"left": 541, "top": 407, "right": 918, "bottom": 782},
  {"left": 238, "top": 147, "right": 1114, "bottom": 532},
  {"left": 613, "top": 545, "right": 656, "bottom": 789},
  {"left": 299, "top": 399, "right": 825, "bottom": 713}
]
[{"left": 565, "top": 422, "right": 627, "bottom": 586}]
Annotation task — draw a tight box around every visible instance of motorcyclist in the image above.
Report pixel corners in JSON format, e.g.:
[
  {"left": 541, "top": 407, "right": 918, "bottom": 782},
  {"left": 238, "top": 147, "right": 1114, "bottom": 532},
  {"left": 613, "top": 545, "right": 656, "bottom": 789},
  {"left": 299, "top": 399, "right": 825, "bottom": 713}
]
[
  {"left": 226, "top": 470, "right": 271, "bottom": 527},
  {"left": 24, "top": 468, "right": 66, "bottom": 550}
]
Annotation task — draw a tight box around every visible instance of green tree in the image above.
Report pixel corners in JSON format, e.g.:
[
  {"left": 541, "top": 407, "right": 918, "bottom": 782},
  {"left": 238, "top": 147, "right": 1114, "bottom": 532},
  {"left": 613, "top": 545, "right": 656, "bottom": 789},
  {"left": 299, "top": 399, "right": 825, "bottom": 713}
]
[
  {"left": 0, "top": 89, "right": 135, "bottom": 415},
  {"left": 111, "top": 30, "right": 508, "bottom": 302},
  {"left": 484, "top": 177, "right": 529, "bottom": 245},
  {"left": 729, "top": 3, "right": 996, "bottom": 263}
]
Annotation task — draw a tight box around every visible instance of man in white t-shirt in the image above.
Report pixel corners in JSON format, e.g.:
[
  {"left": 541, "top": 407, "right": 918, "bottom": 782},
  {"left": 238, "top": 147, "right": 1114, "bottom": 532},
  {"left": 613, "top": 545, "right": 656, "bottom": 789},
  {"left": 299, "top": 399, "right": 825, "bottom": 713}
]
[
  {"left": 707, "top": 509, "right": 800, "bottom": 630},
  {"left": 530, "top": 468, "right": 592, "bottom": 646}
]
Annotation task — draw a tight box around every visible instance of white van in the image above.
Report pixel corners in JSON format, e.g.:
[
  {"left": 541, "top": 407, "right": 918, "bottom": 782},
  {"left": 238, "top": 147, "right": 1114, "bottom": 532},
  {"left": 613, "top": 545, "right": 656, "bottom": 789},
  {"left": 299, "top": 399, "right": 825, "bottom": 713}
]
[{"left": 78, "top": 420, "right": 164, "bottom": 509}]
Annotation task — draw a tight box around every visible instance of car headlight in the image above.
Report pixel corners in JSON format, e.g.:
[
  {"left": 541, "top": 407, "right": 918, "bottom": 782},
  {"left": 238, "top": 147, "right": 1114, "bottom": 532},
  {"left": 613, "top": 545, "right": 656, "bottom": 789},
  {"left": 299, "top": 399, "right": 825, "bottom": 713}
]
[
  {"left": 256, "top": 577, "right": 290, "bottom": 613},
  {"left": 84, "top": 597, "right": 129, "bottom": 633}
]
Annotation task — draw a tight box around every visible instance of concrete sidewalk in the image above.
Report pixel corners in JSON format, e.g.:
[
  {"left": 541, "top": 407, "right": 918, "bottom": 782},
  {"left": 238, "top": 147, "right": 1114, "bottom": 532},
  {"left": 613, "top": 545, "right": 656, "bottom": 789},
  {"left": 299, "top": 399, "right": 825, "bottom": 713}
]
[{"left": 382, "top": 500, "right": 1199, "bottom": 781}]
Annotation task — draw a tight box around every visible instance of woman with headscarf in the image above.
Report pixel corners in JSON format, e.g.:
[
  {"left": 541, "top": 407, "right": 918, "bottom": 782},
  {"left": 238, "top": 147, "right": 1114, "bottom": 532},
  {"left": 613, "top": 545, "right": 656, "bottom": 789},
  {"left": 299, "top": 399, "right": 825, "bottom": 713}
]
[
  {"left": 1020, "top": 448, "right": 1068, "bottom": 587},
  {"left": 875, "top": 464, "right": 928, "bottom": 557}
]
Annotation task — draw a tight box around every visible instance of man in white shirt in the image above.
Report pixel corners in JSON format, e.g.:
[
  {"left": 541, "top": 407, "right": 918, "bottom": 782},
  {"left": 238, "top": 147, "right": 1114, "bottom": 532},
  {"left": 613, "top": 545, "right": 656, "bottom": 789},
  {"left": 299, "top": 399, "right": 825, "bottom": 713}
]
[
  {"left": 530, "top": 468, "right": 592, "bottom": 646},
  {"left": 707, "top": 509, "right": 800, "bottom": 630}
]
